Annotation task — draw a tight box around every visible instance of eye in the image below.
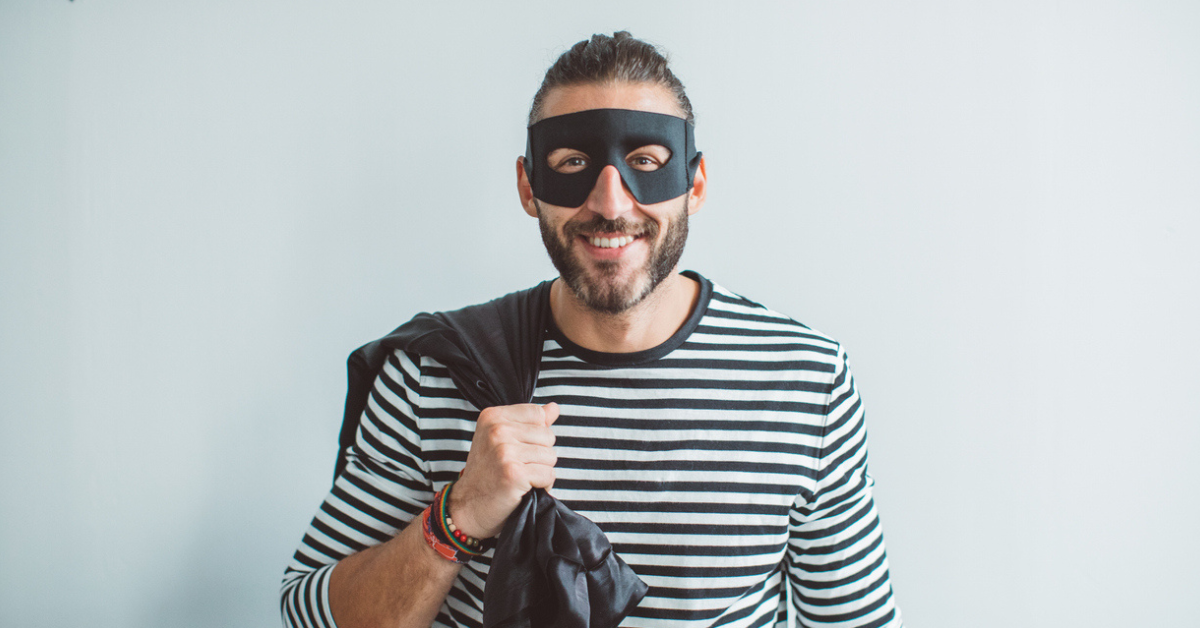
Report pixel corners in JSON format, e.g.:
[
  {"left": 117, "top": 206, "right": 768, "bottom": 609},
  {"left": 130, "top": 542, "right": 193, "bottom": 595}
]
[
  {"left": 547, "top": 148, "right": 589, "bottom": 174},
  {"left": 625, "top": 144, "right": 672, "bottom": 172}
]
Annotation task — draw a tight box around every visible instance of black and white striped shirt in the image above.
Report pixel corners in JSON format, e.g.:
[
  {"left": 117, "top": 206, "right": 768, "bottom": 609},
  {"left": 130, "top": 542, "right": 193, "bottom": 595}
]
[{"left": 282, "top": 272, "right": 902, "bottom": 628}]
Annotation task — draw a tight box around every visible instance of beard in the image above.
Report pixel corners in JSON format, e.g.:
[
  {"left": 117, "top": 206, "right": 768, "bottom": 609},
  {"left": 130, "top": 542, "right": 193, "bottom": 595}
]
[{"left": 536, "top": 198, "right": 689, "bottom": 315}]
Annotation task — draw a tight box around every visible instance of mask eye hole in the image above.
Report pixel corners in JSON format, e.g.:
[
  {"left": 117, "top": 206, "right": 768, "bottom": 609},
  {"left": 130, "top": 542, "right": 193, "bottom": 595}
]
[
  {"left": 547, "top": 148, "right": 589, "bottom": 174},
  {"left": 626, "top": 145, "right": 672, "bottom": 172}
]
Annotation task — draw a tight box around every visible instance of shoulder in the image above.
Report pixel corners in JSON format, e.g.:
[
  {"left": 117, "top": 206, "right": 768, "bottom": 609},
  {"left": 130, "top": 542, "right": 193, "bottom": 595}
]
[{"left": 700, "top": 275, "right": 844, "bottom": 358}]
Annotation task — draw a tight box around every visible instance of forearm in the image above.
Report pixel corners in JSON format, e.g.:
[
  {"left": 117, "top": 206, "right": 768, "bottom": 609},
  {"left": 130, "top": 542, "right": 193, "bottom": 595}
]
[
  {"left": 290, "top": 395, "right": 557, "bottom": 628},
  {"left": 329, "top": 513, "right": 463, "bottom": 628}
]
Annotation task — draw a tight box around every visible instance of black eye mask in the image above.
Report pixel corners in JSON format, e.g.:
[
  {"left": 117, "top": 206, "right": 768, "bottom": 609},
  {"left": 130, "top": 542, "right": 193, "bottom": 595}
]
[{"left": 525, "top": 108, "right": 702, "bottom": 207}]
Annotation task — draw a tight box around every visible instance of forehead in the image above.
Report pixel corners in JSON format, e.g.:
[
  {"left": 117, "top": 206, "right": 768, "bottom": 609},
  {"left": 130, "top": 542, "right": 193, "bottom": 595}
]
[{"left": 539, "top": 81, "right": 684, "bottom": 121}]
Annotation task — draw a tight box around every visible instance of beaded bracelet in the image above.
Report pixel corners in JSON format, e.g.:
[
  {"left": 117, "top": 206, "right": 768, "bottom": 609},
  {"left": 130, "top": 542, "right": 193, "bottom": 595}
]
[
  {"left": 439, "top": 481, "right": 491, "bottom": 555},
  {"left": 420, "top": 481, "right": 491, "bottom": 564}
]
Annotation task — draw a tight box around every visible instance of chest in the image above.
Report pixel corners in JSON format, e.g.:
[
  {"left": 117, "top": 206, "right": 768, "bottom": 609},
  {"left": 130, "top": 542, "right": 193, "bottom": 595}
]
[{"left": 528, "top": 366, "right": 826, "bottom": 531}]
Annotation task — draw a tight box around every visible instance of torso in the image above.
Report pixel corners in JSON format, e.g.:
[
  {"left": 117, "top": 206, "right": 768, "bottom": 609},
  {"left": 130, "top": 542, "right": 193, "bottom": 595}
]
[{"left": 418, "top": 273, "right": 845, "bottom": 627}]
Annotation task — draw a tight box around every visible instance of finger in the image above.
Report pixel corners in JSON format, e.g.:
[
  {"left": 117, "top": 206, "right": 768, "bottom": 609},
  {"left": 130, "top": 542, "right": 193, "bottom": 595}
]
[
  {"left": 504, "top": 403, "right": 552, "bottom": 426},
  {"left": 512, "top": 425, "right": 555, "bottom": 448},
  {"left": 542, "top": 402, "right": 560, "bottom": 426},
  {"left": 525, "top": 463, "right": 556, "bottom": 489},
  {"left": 500, "top": 442, "right": 557, "bottom": 466}
]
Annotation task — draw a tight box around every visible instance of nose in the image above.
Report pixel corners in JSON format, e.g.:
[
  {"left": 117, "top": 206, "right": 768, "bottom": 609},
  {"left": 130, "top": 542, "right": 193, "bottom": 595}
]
[{"left": 584, "top": 165, "right": 635, "bottom": 219}]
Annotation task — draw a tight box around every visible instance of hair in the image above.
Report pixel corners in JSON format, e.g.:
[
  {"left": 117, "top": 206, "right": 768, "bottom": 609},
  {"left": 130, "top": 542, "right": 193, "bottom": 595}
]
[{"left": 528, "top": 31, "right": 694, "bottom": 126}]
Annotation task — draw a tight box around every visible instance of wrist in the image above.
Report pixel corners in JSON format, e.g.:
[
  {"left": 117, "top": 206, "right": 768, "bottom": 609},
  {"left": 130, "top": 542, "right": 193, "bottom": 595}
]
[
  {"left": 420, "top": 506, "right": 469, "bottom": 564},
  {"left": 446, "top": 478, "right": 497, "bottom": 539},
  {"left": 441, "top": 481, "right": 492, "bottom": 552},
  {"left": 420, "top": 483, "right": 492, "bottom": 564}
]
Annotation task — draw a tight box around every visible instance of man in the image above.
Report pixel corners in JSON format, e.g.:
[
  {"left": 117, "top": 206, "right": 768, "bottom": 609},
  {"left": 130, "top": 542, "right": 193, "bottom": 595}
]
[{"left": 282, "top": 32, "right": 902, "bottom": 628}]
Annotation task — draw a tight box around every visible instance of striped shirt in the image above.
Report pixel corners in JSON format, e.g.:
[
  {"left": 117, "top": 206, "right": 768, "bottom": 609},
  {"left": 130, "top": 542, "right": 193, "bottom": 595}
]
[{"left": 281, "top": 272, "right": 902, "bottom": 628}]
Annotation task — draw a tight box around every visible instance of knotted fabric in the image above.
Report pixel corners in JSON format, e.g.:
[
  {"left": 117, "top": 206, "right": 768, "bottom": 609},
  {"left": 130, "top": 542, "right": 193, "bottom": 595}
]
[{"left": 484, "top": 489, "right": 647, "bottom": 628}]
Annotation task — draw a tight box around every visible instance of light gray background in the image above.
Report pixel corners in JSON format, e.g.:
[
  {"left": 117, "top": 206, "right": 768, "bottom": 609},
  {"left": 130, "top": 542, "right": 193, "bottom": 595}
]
[{"left": 2, "top": 1, "right": 1198, "bottom": 627}]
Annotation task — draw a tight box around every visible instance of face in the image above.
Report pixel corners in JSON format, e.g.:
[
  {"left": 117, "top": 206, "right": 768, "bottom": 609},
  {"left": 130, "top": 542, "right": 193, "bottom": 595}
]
[
  {"left": 535, "top": 194, "right": 689, "bottom": 314},
  {"left": 519, "top": 82, "right": 706, "bottom": 314}
]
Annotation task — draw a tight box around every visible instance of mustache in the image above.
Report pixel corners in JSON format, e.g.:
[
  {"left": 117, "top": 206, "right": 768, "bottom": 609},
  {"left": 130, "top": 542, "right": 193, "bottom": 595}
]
[{"left": 562, "top": 216, "right": 658, "bottom": 240}]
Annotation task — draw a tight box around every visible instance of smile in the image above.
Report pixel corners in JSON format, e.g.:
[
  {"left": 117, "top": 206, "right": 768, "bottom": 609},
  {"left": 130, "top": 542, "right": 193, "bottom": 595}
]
[{"left": 587, "top": 235, "right": 636, "bottom": 249}]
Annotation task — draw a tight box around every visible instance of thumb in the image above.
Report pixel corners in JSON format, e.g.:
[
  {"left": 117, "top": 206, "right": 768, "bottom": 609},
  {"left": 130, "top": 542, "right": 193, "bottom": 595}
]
[{"left": 541, "top": 402, "right": 560, "bottom": 426}]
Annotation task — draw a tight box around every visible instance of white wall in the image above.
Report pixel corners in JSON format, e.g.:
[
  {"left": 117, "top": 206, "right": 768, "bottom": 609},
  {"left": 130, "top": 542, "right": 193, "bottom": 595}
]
[{"left": 2, "top": 1, "right": 1197, "bottom": 626}]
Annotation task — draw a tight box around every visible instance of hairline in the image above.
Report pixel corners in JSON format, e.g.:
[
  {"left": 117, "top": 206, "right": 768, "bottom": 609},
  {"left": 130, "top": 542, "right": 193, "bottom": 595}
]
[{"left": 528, "top": 79, "right": 692, "bottom": 127}]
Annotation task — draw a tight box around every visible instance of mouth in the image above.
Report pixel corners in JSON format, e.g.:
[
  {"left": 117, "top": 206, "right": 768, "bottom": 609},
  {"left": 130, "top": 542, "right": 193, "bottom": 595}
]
[
  {"left": 574, "top": 232, "right": 643, "bottom": 261},
  {"left": 585, "top": 234, "right": 637, "bottom": 249},
  {"left": 562, "top": 216, "right": 655, "bottom": 254}
]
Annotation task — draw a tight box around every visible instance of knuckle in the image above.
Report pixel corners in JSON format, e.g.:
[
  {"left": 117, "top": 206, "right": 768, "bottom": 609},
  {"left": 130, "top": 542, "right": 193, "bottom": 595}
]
[
  {"left": 487, "top": 423, "right": 509, "bottom": 442},
  {"left": 500, "top": 461, "right": 523, "bottom": 483}
]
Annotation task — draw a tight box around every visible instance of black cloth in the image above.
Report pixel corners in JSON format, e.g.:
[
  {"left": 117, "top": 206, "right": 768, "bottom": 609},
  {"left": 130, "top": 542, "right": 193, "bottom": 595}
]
[{"left": 333, "top": 281, "right": 648, "bottom": 628}]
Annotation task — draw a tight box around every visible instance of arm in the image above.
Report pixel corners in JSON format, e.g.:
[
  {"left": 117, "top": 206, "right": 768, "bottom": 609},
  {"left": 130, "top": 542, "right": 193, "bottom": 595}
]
[
  {"left": 327, "top": 518, "right": 463, "bottom": 628},
  {"left": 329, "top": 401, "right": 559, "bottom": 628},
  {"left": 280, "top": 350, "right": 558, "bottom": 628},
  {"left": 787, "top": 347, "right": 903, "bottom": 628}
]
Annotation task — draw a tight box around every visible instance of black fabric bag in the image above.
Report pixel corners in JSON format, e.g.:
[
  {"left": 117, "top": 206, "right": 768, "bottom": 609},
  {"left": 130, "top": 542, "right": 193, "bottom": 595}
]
[{"left": 333, "top": 281, "right": 648, "bottom": 628}]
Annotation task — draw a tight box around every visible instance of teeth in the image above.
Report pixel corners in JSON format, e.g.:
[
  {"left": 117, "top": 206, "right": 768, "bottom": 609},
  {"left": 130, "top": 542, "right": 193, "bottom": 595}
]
[{"left": 589, "top": 236, "right": 634, "bottom": 248}]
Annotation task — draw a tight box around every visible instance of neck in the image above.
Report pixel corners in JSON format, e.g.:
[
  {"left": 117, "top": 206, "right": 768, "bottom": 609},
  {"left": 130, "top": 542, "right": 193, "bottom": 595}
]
[{"left": 550, "top": 270, "right": 701, "bottom": 354}]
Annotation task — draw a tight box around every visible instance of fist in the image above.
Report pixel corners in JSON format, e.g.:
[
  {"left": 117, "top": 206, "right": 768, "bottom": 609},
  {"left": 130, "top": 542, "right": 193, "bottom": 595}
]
[{"left": 449, "top": 402, "right": 558, "bottom": 539}]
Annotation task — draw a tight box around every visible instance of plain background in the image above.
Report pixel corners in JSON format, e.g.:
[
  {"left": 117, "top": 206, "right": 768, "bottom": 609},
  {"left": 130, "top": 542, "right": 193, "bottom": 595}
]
[{"left": 2, "top": 1, "right": 1198, "bottom": 627}]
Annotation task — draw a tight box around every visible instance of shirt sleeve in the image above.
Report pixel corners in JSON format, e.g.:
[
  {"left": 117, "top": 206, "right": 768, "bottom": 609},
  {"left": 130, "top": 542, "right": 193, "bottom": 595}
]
[
  {"left": 787, "top": 346, "right": 903, "bottom": 628},
  {"left": 280, "top": 349, "right": 435, "bottom": 628}
]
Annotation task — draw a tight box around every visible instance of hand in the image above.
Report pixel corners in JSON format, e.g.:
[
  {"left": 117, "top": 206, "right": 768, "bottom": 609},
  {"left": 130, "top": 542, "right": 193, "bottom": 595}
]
[{"left": 449, "top": 402, "right": 559, "bottom": 539}]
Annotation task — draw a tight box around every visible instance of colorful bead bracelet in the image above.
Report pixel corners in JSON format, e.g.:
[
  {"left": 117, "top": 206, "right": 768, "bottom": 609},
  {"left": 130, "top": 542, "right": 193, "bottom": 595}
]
[{"left": 420, "top": 480, "right": 492, "bottom": 564}]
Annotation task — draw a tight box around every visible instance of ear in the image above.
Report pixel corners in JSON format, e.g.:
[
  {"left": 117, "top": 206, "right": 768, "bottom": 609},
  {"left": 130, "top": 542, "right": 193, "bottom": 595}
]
[
  {"left": 686, "top": 155, "right": 707, "bottom": 216},
  {"left": 517, "top": 156, "right": 538, "bottom": 218}
]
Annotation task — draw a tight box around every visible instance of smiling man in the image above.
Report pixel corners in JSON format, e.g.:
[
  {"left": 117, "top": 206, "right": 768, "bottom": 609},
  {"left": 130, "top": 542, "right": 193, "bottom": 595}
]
[
  {"left": 522, "top": 81, "right": 704, "bottom": 352},
  {"left": 282, "top": 32, "right": 903, "bottom": 628}
]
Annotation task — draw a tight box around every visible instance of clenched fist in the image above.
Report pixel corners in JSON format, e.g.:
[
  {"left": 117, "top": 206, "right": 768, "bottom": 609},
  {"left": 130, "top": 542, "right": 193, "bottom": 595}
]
[{"left": 448, "top": 402, "right": 559, "bottom": 539}]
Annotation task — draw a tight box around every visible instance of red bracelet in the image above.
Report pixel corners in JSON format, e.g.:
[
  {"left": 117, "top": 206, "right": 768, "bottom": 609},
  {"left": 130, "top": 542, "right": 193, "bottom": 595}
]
[
  {"left": 421, "top": 482, "right": 491, "bottom": 564},
  {"left": 421, "top": 504, "right": 472, "bottom": 564}
]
